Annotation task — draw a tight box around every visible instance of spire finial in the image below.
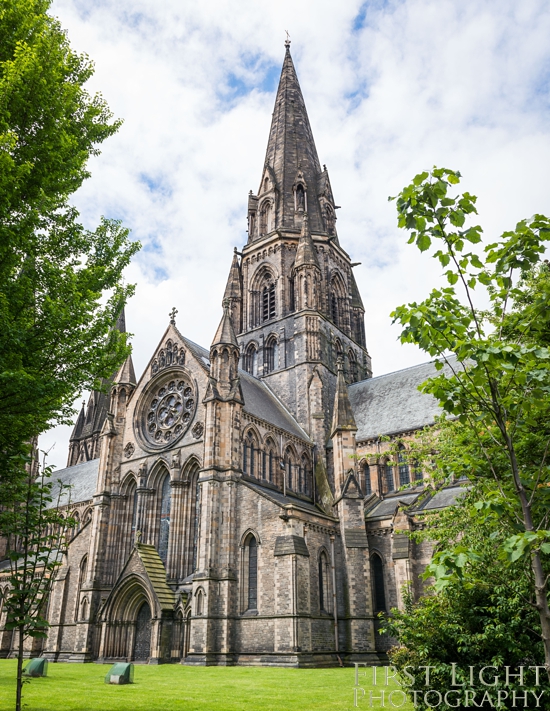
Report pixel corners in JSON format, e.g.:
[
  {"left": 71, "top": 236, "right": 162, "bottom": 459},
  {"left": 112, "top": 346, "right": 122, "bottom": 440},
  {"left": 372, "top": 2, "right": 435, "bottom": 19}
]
[
  {"left": 284, "top": 30, "right": 291, "bottom": 48},
  {"left": 222, "top": 297, "right": 230, "bottom": 312},
  {"left": 169, "top": 307, "right": 178, "bottom": 325}
]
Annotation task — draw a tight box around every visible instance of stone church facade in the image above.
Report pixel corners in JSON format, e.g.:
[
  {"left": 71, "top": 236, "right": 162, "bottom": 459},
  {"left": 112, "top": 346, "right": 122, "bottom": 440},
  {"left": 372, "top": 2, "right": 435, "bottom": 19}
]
[{"left": 0, "top": 43, "right": 464, "bottom": 665}]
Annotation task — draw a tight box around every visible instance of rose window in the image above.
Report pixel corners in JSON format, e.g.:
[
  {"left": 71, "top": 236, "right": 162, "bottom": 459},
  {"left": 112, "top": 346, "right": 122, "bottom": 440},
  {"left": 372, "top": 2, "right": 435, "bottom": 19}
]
[{"left": 138, "top": 374, "right": 196, "bottom": 449}]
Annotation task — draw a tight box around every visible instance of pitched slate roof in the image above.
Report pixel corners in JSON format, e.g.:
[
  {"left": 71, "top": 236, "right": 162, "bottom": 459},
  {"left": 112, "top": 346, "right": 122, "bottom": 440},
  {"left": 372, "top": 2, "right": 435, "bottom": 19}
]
[
  {"left": 48, "top": 458, "right": 99, "bottom": 508},
  {"left": 240, "top": 373, "right": 309, "bottom": 441},
  {"left": 244, "top": 480, "right": 328, "bottom": 517},
  {"left": 364, "top": 484, "right": 469, "bottom": 520},
  {"left": 349, "top": 358, "right": 457, "bottom": 442}
]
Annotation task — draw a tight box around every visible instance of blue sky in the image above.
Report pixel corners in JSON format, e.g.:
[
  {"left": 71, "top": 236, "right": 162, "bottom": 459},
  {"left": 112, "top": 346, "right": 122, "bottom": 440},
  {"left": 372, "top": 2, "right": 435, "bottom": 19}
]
[{"left": 43, "top": 0, "right": 550, "bottom": 467}]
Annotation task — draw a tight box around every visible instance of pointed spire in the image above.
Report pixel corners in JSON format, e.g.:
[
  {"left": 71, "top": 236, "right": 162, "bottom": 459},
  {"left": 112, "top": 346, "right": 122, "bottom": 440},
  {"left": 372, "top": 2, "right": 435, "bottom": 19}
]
[
  {"left": 223, "top": 248, "right": 242, "bottom": 301},
  {"left": 294, "top": 213, "right": 320, "bottom": 269},
  {"left": 115, "top": 305, "right": 126, "bottom": 333},
  {"left": 261, "top": 45, "right": 325, "bottom": 233},
  {"left": 70, "top": 401, "right": 86, "bottom": 441},
  {"left": 331, "top": 357, "right": 357, "bottom": 436},
  {"left": 212, "top": 298, "right": 238, "bottom": 348},
  {"left": 115, "top": 354, "right": 136, "bottom": 385}
]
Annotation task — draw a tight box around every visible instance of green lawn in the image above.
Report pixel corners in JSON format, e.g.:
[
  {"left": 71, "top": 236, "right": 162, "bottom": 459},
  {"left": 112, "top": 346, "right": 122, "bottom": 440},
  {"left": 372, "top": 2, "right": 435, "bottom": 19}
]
[{"left": 0, "top": 660, "right": 413, "bottom": 711}]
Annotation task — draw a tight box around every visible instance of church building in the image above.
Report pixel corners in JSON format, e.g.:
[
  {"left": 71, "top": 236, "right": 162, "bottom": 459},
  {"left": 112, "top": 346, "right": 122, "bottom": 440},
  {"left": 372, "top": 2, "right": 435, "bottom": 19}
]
[{"left": 0, "top": 43, "right": 464, "bottom": 666}]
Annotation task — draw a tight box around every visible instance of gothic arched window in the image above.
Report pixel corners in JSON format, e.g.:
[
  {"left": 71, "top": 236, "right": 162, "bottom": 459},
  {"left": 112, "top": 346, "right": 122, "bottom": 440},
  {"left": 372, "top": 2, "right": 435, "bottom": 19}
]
[
  {"left": 371, "top": 554, "right": 387, "bottom": 612},
  {"left": 75, "top": 554, "right": 88, "bottom": 621},
  {"left": 319, "top": 551, "right": 330, "bottom": 612},
  {"left": 262, "top": 439, "right": 276, "bottom": 483},
  {"left": 259, "top": 201, "right": 271, "bottom": 235},
  {"left": 284, "top": 448, "right": 295, "bottom": 491},
  {"left": 192, "top": 471, "right": 201, "bottom": 573},
  {"left": 129, "top": 482, "right": 138, "bottom": 538},
  {"left": 398, "top": 444, "right": 410, "bottom": 486},
  {"left": 246, "top": 536, "right": 258, "bottom": 611},
  {"left": 262, "top": 282, "right": 276, "bottom": 322},
  {"left": 243, "top": 431, "right": 258, "bottom": 478},
  {"left": 331, "top": 293, "right": 339, "bottom": 325},
  {"left": 413, "top": 461, "right": 423, "bottom": 482},
  {"left": 385, "top": 460, "right": 395, "bottom": 493},
  {"left": 245, "top": 343, "right": 258, "bottom": 376},
  {"left": 196, "top": 589, "right": 204, "bottom": 616},
  {"left": 363, "top": 462, "right": 372, "bottom": 496},
  {"left": 158, "top": 474, "right": 171, "bottom": 564},
  {"left": 265, "top": 335, "right": 278, "bottom": 374}
]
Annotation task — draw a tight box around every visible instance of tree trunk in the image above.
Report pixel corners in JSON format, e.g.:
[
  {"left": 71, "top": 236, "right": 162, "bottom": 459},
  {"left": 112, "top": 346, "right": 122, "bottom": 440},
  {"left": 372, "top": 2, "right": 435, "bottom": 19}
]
[
  {"left": 506, "top": 435, "right": 550, "bottom": 682},
  {"left": 16, "top": 623, "right": 24, "bottom": 711},
  {"left": 531, "top": 549, "right": 550, "bottom": 681}
]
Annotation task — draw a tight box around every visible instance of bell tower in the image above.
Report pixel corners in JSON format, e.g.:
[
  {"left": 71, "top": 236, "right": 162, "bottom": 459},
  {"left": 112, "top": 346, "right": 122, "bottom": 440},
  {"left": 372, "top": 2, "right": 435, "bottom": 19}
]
[{"left": 221, "top": 41, "right": 372, "bottom": 454}]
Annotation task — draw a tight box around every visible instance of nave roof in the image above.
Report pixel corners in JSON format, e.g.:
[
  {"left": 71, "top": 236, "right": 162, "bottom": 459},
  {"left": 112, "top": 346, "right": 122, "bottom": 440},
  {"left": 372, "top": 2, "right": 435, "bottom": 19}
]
[{"left": 349, "top": 357, "right": 458, "bottom": 442}]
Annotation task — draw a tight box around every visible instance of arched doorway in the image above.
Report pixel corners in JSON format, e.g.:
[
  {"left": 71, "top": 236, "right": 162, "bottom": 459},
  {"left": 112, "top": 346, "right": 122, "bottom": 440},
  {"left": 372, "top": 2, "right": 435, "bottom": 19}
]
[{"left": 133, "top": 601, "right": 151, "bottom": 661}]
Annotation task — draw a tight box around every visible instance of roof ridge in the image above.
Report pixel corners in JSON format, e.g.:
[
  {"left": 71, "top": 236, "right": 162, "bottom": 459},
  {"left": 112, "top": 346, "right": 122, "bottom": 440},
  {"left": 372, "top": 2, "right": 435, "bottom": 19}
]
[{"left": 349, "top": 354, "right": 456, "bottom": 387}]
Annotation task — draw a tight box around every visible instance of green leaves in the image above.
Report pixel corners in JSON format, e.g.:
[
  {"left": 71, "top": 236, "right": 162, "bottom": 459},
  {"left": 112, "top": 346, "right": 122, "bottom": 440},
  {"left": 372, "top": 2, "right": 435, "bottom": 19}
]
[
  {"left": 0, "top": 0, "right": 140, "bottom": 487},
  {"left": 390, "top": 167, "right": 550, "bottom": 669}
]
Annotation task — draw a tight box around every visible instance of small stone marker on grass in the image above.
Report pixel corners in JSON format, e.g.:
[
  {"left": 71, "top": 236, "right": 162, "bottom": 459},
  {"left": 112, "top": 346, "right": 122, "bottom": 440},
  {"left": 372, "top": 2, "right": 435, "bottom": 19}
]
[
  {"left": 23, "top": 658, "right": 48, "bottom": 677},
  {"left": 105, "top": 662, "right": 134, "bottom": 685}
]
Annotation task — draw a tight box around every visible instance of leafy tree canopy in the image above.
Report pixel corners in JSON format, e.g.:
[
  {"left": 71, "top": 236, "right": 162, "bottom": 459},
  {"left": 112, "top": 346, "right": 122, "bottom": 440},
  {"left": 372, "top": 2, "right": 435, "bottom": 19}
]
[
  {"left": 0, "top": 0, "right": 140, "bottom": 481},
  {"left": 389, "top": 168, "right": 550, "bottom": 674},
  {"left": 384, "top": 502, "right": 550, "bottom": 710}
]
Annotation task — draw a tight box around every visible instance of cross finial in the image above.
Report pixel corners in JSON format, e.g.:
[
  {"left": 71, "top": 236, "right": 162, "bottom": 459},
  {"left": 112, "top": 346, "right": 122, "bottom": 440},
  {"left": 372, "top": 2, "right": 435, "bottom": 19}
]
[
  {"left": 284, "top": 30, "right": 291, "bottom": 48},
  {"left": 169, "top": 307, "right": 178, "bottom": 325}
]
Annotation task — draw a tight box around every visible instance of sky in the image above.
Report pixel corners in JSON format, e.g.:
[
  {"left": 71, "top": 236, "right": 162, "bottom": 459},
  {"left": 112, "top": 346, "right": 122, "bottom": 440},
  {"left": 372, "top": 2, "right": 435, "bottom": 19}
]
[{"left": 41, "top": 0, "right": 550, "bottom": 469}]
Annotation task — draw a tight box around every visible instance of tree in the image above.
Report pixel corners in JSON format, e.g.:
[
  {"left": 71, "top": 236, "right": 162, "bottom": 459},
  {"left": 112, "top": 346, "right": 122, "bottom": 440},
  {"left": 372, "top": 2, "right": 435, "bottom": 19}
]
[
  {"left": 0, "top": 0, "right": 140, "bottom": 488},
  {"left": 390, "top": 167, "right": 550, "bottom": 676},
  {"left": 1, "top": 452, "right": 74, "bottom": 711},
  {"left": 383, "top": 499, "right": 550, "bottom": 710}
]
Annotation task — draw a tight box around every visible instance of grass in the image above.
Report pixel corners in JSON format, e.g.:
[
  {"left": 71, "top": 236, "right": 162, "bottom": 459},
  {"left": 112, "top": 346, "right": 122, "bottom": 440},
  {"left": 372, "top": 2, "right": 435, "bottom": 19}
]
[{"left": 0, "top": 660, "right": 413, "bottom": 711}]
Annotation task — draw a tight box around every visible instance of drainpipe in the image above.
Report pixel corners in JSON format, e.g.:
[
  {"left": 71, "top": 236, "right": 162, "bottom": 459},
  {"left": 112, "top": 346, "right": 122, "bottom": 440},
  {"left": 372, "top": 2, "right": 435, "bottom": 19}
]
[{"left": 330, "top": 534, "right": 341, "bottom": 664}]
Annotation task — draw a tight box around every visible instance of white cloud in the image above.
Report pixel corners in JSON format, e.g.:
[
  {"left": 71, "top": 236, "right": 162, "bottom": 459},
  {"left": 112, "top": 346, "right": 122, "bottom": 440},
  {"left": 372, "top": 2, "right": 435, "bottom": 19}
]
[{"left": 41, "top": 0, "right": 550, "bottom": 468}]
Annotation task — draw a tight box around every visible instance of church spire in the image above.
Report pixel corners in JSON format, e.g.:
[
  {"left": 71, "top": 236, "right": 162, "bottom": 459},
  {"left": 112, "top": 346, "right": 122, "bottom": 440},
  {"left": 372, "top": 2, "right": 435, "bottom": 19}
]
[
  {"left": 247, "top": 44, "right": 335, "bottom": 239},
  {"left": 222, "top": 247, "right": 242, "bottom": 333}
]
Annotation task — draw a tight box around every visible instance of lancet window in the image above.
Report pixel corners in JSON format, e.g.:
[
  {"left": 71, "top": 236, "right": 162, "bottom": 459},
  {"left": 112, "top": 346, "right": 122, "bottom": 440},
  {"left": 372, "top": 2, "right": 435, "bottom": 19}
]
[
  {"left": 262, "top": 282, "right": 276, "bottom": 322},
  {"left": 259, "top": 201, "right": 272, "bottom": 235},
  {"left": 264, "top": 335, "right": 279, "bottom": 374},
  {"left": 284, "top": 447, "right": 296, "bottom": 490},
  {"left": 158, "top": 473, "right": 171, "bottom": 564},
  {"left": 263, "top": 439, "right": 277, "bottom": 483},
  {"left": 385, "top": 460, "right": 395, "bottom": 493},
  {"left": 318, "top": 551, "right": 330, "bottom": 612},
  {"left": 371, "top": 554, "right": 387, "bottom": 612},
  {"left": 362, "top": 462, "right": 372, "bottom": 496},
  {"left": 398, "top": 444, "right": 410, "bottom": 486},
  {"left": 243, "top": 430, "right": 259, "bottom": 478},
  {"left": 245, "top": 343, "right": 258, "bottom": 376}
]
